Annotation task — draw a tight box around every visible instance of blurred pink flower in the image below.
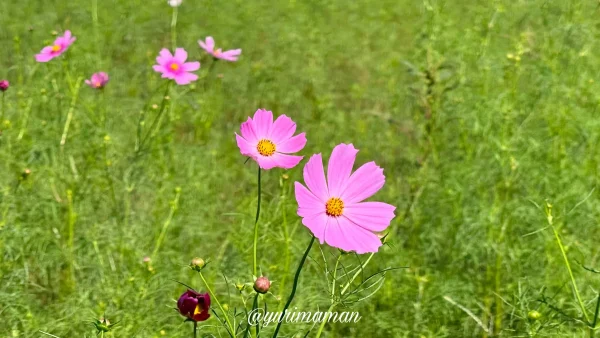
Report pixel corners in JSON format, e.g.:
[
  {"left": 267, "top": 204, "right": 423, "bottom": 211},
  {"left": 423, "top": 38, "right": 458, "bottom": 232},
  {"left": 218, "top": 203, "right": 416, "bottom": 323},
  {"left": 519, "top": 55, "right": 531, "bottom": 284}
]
[
  {"left": 295, "top": 144, "right": 396, "bottom": 254},
  {"left": 0, "top": 80, "right": 9, "bottom": 92},
  {"left": 152, "top": 48, "right": 200, "bottom": 85},
  {"left": 35, "top": 30, "right": 76, "bottom": 62},
  {"left": 85, "top": 72, "right": 109, "bottom": 89},
  {"left": 235, "top": 109, "right": 306, "bottom": 170},
  {"left": 198, "top": 37, "right": 241, "bottom": 62}
]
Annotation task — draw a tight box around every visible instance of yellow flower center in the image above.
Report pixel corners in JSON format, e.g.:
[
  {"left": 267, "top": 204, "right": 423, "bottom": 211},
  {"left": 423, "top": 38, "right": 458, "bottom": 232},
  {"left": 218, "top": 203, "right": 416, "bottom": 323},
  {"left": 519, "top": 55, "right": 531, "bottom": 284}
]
[
  {"left": 51, "top": 44, "right": 61, "bottom": 52},
  {"left": 170, "top": 63, "right": 180, "bottom": 71},
  {"left": 256, "top": 139, "right": 276, "bottom": 156},
  {"left": 193, "top": 304, "right": 202, "bottom": 315},
  {"left": 94, "top": 81, "right": 101, "bottom": 88},
  {"left": 325, "top": 197, "right": 344, "bottom": 217}
]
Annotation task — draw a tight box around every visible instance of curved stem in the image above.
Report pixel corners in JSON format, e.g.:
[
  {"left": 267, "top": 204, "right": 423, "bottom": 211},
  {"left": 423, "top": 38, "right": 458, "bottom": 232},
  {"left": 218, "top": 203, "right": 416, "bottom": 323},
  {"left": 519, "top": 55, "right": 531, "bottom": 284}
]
[
  {"left": 546, "top": 203, "right": 590, "bottom": 324},
  {"left": 340, "top": 253, "right": 375, "bottom": 295},
  {"left": 315, "top": 303, "right": 336, "bottom": 338},
  {"left": 272, "top": 236, "right": 315, "bottom": 338},
  {"left": 198, "top": 272, "right": 236, "bottom": 337},
  {"left": 253, "top": 167, "right": 262, "bottom": 276},
  {"left": 171, "top": 7, "right": 178, "bottom": 50}
]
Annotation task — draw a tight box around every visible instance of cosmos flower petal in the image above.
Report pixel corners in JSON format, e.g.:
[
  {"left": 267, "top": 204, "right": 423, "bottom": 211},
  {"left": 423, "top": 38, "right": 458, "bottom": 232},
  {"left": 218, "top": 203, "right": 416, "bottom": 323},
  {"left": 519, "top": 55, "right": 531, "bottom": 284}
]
[
  {"left": 174, "top": 47, "right": 188, "bottom": 62},
  {"left": 205, "top": 36, "right": 215, "bottom": 51},
  {"left": 327, "top": 143, "right": 358, "bottom": 197},
  {"left": 344, "top": 202, "right": 395, "bottom": 232},
  {"left": 240, "top": 118, "right": 259, "bottom": 143},
  {"left": 270, "top": 114, "right": 297, "bottom": 144},
  {"left": 277, "top": 133, "right": 306, "bottom": 154},
  {"left": 301, "top": 212, "right": 329, "bottom": 244},
  {"left": 255, "top": 156, "right": 278, "bottom": 170},
  {"left": 271, "top": 153, "right": 303, "bottom": 169},
  {"left": 303, "top": 154, "right": 328, "bottom": 202},
  {"left": 174, "top": 72, "right": 198, "bottom": 85},
  {"left": 340, "top": 161, "right": 385, "bottom": 204},
  {"left": 253, "top": 109, "right": 273, "bottom": 137},
  {"left": 295, "top": 182, "right": 323, "bottom": 211},
  {"left": 235, "top": 133, "right": 258, "bottom": 158},
  {"left": 337, "top": 216, "right": 383, "bottom": 253},
  {"left": 183, "top": 61, "right": 200, "bottom": 72}
]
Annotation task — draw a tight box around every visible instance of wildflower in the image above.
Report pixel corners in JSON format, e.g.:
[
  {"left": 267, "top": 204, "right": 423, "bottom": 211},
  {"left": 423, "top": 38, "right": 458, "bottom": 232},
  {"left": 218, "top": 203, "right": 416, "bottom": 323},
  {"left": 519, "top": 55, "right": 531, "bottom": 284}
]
[
  {"left": 168, "top": 0, "right": 182, "bottom": 6},
  {"left": 198, "top": 37, "right": 241, "bottom": 62},
  {"left": 294, "top": 143, "right": 396, "bottom": 253},
  {"left": 235, "top": 109, "right": 306, "bottom": 170},
  {"left": 177, "top": 289, "right": 211, "bottom": 322},
  {"left": 0, "top": 80, "right": 9, "bottom": 92},
  {"left": 85, "top": 72, "right": 109, "bottom": 89},
  {"left": 253, "top": 276, "right": 271, "bottom": 294},
  {"left": 153, "top": 48, "right": 200, "bottom": 85},
  {"left": 35, "top": 30, "right": 76, "bottom": 62}
]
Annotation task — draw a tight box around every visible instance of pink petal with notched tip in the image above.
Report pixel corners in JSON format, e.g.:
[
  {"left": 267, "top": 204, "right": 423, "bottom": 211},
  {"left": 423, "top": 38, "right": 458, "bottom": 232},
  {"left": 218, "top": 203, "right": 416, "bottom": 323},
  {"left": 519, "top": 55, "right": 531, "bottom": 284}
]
[
  {"left": 277, "top": 133, "right": 306, "bottom": 154},
  {"left": 327, "top": 143, "right": 358, "bottom": 197},
  {"left": 340, "top": 161, "right": 385, "bottom": 204},
  {"left": 269, "top": 115, "right": 296, "bottom": 144},
  {"left": 252, "top": 109, "right": 273, "bottom": 137},
  {"left": 302, "top": 154, "right": 329, "bottom": 202},
  {"left": 343, "top": 202, "right": 395, "bottom": 232}
]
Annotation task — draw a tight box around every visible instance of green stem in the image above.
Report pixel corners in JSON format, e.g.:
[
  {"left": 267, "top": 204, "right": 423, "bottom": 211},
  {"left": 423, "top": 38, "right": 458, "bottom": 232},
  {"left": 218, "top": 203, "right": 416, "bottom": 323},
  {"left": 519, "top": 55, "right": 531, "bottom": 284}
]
[
  {"left": 193, "top": 321, "right": 197, "bottom": 338},
  {"left": 150, "top": 189, "right": 180, "bottom": 260},
  {"left": 60, "top": 77, "right": 82, "bottom": 147},
  {"left": 171, "top": 6, "right": 178, "bottom": 50},
  {"left": 198, "top": 271, "right": 236, "bottom": 337},
  {"left": 1, "top": 91, "right": 5, "bottom": 127},
  {"left": 253, "top": 167, "right": 262, "bottom": 276},
  {"left": 546, "top": 203, "right": 590, "bottom": 324},
  {"left": 272, "top": 236, "right": 315, "bottom": 338},
  {"left": 315, "top": 303, "right": 336, "bottom": 338},
  {"left": 340, "top": 253, "right": 375, "bottom": 295}
]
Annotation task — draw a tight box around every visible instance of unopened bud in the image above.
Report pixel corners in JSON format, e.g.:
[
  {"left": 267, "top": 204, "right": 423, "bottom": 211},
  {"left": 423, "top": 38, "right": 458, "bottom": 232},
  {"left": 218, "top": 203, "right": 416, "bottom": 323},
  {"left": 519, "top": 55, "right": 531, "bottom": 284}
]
[
  {"left": 253, "top": 276, "right": 271, "bottom": 294},
  {"left": 190, "top": 257, "right": 205, "bottom": 272},
  {"left": 528, "top": 310, "right": 541, "bottom": 321},
  {"left": 0, "top": 80, "right": 9, "bottom": 92}
]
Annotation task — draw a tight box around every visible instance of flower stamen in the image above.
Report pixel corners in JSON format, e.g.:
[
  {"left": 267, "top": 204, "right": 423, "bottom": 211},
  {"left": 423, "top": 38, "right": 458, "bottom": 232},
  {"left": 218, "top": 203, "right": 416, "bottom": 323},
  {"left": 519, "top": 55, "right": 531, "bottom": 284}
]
[
  {"left": 257, "top": 139, "right": 276, "bottom": 156},
  {"left": 51, "top": 44, "right": 61, "bottom": 52},
  {"left": 169, "top": 63, "right": 180, "bottom": 71},
  {"left": 326, "top": 197, "right": 344, "bottom": 217}
]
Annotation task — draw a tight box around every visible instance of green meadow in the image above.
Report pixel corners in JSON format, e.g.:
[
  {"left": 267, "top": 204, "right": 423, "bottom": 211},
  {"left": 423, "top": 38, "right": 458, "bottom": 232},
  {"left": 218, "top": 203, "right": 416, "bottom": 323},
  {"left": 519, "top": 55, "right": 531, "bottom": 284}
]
[{"left": 1, "top": 0, "right": 600, "bottom": 337}]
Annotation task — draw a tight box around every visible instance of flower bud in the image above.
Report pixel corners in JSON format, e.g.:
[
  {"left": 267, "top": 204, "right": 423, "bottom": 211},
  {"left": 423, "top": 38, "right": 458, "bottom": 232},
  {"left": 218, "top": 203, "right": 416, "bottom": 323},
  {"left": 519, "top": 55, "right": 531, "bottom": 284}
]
[
  {"left": 253, "top": 276, "right": 271, "bottom": 294},
  {"left": 177, "top": 289, "right": 211, "bottom": 322},
  {"left": 235, "top": 282, "right": 245, "bottom": 292},
  {"left": 528, "top": 310, "right": 541, "bottom": 321},
  {"left": 0, "top": 80, "right": 9, "bottom": 92},
  {"left": 190, "top": 257, "right": 205, "bottom": 272}
]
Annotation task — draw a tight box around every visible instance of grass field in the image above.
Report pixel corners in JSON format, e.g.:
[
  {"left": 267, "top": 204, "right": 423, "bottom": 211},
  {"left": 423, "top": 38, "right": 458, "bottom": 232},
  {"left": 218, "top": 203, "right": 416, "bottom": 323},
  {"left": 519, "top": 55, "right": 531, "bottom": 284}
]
[{"left": 2, "top": 0, "right": 600, "bottom": 337}]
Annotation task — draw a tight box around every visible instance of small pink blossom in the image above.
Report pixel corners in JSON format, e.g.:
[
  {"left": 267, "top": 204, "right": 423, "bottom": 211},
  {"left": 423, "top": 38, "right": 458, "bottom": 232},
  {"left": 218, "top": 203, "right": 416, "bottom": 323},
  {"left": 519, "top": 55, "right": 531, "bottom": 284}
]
[
  {"left": 198, "top": 37, "right": 241, "bottom": 62},
  {"left": 295, "top": 144, "right": 396, "bottom": 254},
  {"left": 85, "top": 72, "right": 109, "bottom": 89},
  {"left": 35, "top": 30, "right": 76, "bottom": 63},
  {"left": 152, "top": 48, "right": 200, "bottom": 85},
  {"left": 235, "top": 109, "right": 306, "bottom": 170}
]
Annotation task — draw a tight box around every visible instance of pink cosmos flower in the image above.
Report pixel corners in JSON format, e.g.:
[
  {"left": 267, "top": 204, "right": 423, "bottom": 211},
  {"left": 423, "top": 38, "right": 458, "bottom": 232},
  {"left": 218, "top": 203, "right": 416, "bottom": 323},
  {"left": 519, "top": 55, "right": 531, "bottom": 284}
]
[
  {"left": 295, "top": 144, "right": 396, "bottom": 254},
  {"left": 35, "top": 30, "right": 76, "bottom": 62},
  {"left": 152, "top": 48, "right": 200, "bottom": 85},
  {"left": 85, "top": 72, "right": 109, "bottom": 89},
  {"left": 198, "top": 37, "right": 241, "bottom": 62},
  {"left": 235, "top": 109, "right": 306, "bottom": 170}
]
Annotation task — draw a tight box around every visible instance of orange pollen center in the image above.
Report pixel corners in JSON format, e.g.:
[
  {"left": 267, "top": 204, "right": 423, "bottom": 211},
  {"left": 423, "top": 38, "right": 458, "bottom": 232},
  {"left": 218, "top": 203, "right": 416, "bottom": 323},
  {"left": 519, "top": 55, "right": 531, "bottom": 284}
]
[
  {"left": 256, "top": 139, "right": 276, "bottom": 156},
  {"left": 51, "top": 44, "right": 61, "bottom": 52},
  {"left": 94, "top": 81, "right": 101, "bottom": 87},
  {"left": 325, "top": 197, "right": 344, "bottom": 217},
  {"left": 170, "top": 63, "right": 180, "bottom": 71}
]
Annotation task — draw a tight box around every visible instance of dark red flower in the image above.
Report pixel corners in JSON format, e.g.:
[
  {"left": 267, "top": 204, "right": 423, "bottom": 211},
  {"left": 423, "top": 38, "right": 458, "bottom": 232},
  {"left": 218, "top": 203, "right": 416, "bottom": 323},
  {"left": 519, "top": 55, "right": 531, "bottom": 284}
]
[{"left": 177, "top": 289, "right": 211, "bottom": 322}]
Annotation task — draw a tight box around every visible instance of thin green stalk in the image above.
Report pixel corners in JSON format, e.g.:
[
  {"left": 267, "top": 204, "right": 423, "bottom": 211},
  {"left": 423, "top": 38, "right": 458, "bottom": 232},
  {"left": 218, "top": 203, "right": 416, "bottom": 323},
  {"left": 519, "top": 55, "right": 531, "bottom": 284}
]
[
  {"left": 340, "top": 253, "right": 375, "bottom": 295},
  {"left": 1, "top": 91, "right": 5, "bottom": 127},
  {"left": 546, "top": 202, "right": 590, "bottom": 324},
  {"left": 315, "top": 303, "right": 336, "bottom": 338},
  {"left": 171, "top": 6, "right": 178, "bottom": 50},
  {"left": 150, "top": 189, "right": 180, "bottom": 260},
  {"left": 315, "top": 254, "right": 343, "bottom": 338},
  {"left": 137, "top": 83, "right": 171, "bottom": 153},
  {"left": 272, "top": 236, "right": 315, "bottom": 338},
  {"left": 253, "top": 167, "right": 261, "bottom": 276},
  {"left": 193, "top": 321, "right": 197, "bottom": 338},
  {"left": 60, "top": 77, "right": 82, "bottom": 147},
  {"left": 198, "top": 271, "right": 236, "bottom": 337},
  {"left": 243, "top": 293, "right": 258, "bottom": 338}
]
